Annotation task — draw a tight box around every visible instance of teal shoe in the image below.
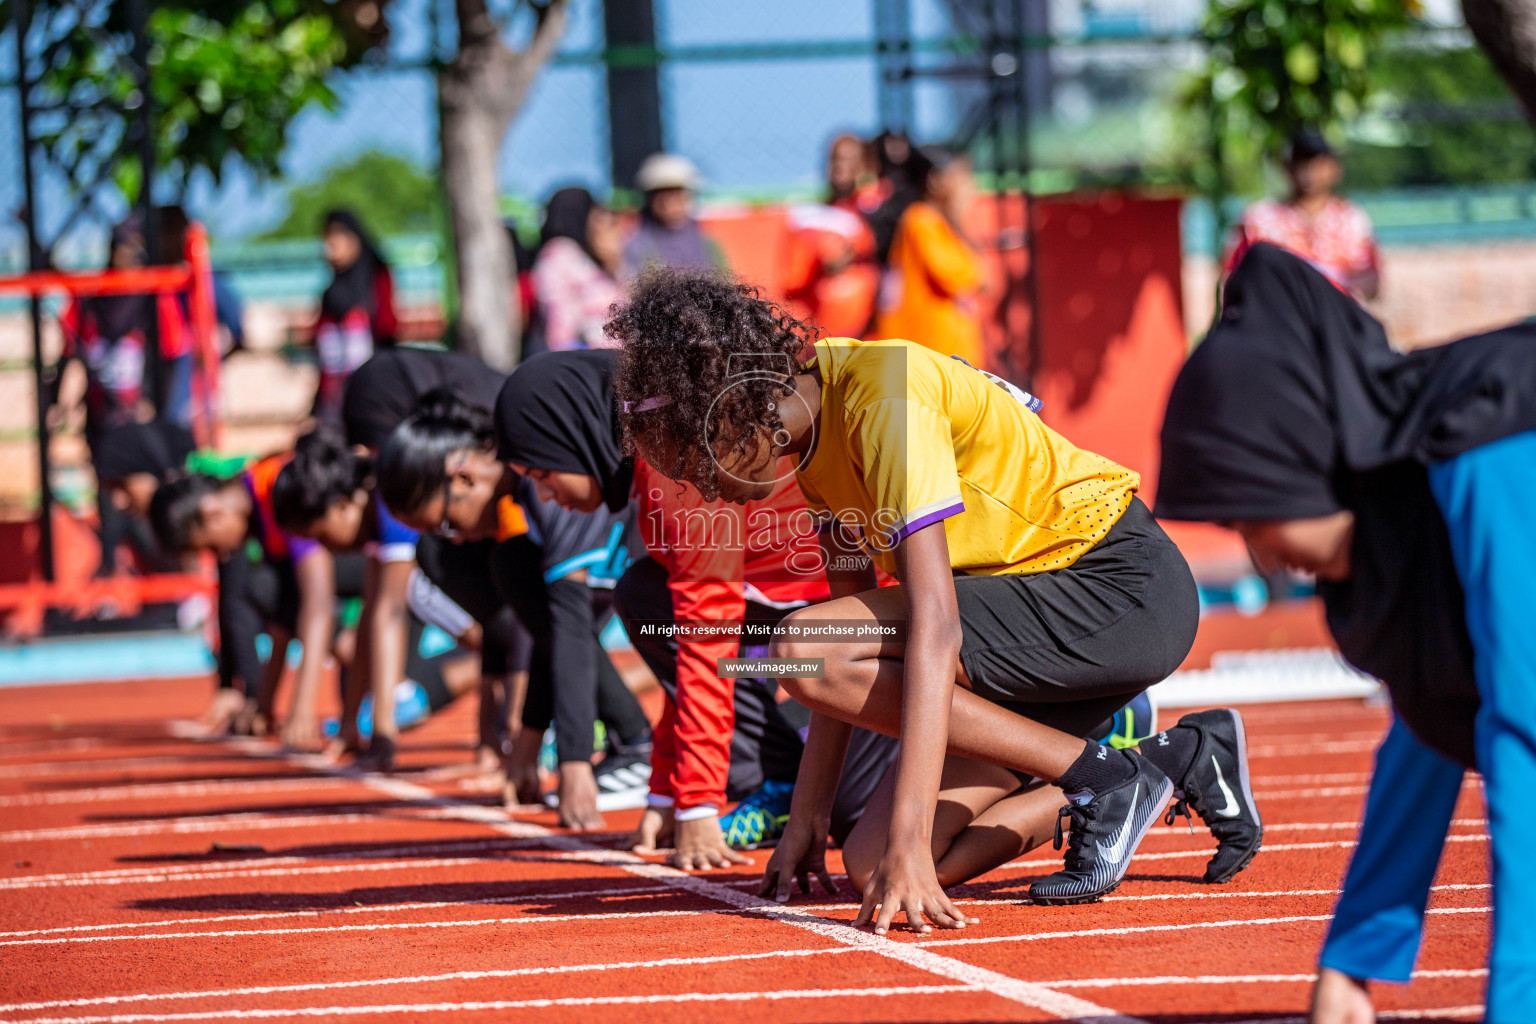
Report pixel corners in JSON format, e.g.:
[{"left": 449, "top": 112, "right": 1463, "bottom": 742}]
[{"left": 720, "top": 779, "right": 795, "bottom": 850}]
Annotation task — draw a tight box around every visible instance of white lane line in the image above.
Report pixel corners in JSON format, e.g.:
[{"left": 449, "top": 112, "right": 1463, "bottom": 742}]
[
  {"left": 239, "top": 741, "right": 1151, "bottom": 1024},
  {"left": 0, "top": 836, "right": 549, "bottom": 890},
  {"left": 1254, "top": 772, "right": 1369, "bottom": 785},
  {"left": 0, "top": 803, "right": 561, "bottom": 843},
  {"left": 0, "top": 984, "right": 984, "bottom": 1023},
  {"left": 918, "top": 883, "right": 1493, "bottom": 910},
  {"left": 999, "top": 832, "right": 1489, "bottom": 871},
  {"left": 0, "top": 884, "right": 672, "bottom": 940},
  {"left": 1249, "top": 732, "right": 1384, "bottom": 746},
  {"left": 1194, "top": 1008, "right": 1483, "bottom": 1024},
  {"left": 1249, "top": 740, "right": 1381, "bottom": 757},
  {"left": 1039, "top": 967, "right": 1487, "bottom": 989},
  {"left": 915, "top": 907, "right": 1491, "bottom": 949},
  {"left": 1254, "top": 779, "right": 1482, "bottom": 802},
  {"left": 0, "top": 757, "right": 252, "bottom": 780},
  {"left": 645, "top": 883, "right": 1496, "bottom": 922},
  {"left": 0, "top": 947, "right": 863, "bottom": 1013},
  {"left": 0, "top": 907, "right": 741, "bottom": 948},
  {"left": 1220, "top": 702, "right": 1386, "bottom": 725},
  {"left": 0, "top": 814, "right": 387, "bottom": 843},
  {"left": 1101, "top": 883, "right": 1490, "bottom": 904},
  {"left": 0, "top": 778, "right": 355, "bottom": 808},
  {"left": 1146, "top": 818, "right": 1483, "bottom": 838},
  {"left": 0, "top": 738, "right": 106, "bottom": 757},
  {"left": 0, "top": 854, "right": 534, "bottom": 893}
]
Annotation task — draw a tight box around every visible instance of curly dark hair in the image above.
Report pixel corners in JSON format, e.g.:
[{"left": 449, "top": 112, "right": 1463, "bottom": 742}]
[{"left": 607, "top": 269, "right": 817, "bottom": 499}]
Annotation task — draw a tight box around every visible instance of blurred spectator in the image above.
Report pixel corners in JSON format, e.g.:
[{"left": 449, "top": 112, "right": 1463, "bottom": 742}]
[
  {"left": 507, "top": 220, "right": 542, "bottom": 358},
  {"left": 156, "top": 205, "right": 245, "bottom": 355},
  {"left": 866, "top": 131, "right": 928, "bottom": 265},
  {"left": 314, "top": 209, "right": 397, "bottom": 422},
  {"left": 624, "top": 153, "right": 724, "bottom": 273},
  {"left": 783, "top": 135, "right": 881, "bottom": 339},
  {"left": 54, "top": 218, "right": 194, "bottom": 577},
  {"left": 1227, "top": 131, "right": 1380, "bottom": 301},
  {"left": 873, "top": 147, "right": 986, "bottom": 368},
  {"left": 56, "top": 218, "right": 193, "bottom": 434},
  {"left": 89, "top": 420, "right": 196, "bottom": 576},
  {"left": 533, "top": 187, "right": 627, "bottom": 351}
]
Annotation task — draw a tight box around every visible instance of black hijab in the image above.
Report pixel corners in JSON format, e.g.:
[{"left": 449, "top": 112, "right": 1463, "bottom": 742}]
[
  {"left": 320, "top": 209, "right": 387, "bottom": 322},
  {"left": 1159, "top": 243, "right": 1536, "bottom": 521},
  {"left": 541, "top": 187, "right": 601, "bottom": 267},
  {"left": 81, "top": 218, "right": 155, "bottom": 344},
  {"left": 494, "top": 349, "right": 632, "bottom": 513},
  {"left": 1157, "top": 243, "right": 1536, "bottom": 767},
  {"left": 342, "top": 346, "right": 506, "bottom": 449}
]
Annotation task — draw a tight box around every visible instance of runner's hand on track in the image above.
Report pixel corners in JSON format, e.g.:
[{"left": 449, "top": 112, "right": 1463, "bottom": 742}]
[
  {"left": 1310, "top": 968, "right": 1374, "bottom": 1024},
  {"left": 852, "top": 844, "right": 975, "bottom": 936},
  {"left": 671, "top": 815, "right": 750, "bottom": 871},
  {"left": 760, "top": 820, "right": 838, "bottom": 901},
  {"left": 556, "top": 762, "right": 606, "bottom": 831},
  {"left": 280, "top": 712, "right": 322, "bottom": 752},
  {"left": 631, "top": 805, "right": 674, "bottom": 853}
]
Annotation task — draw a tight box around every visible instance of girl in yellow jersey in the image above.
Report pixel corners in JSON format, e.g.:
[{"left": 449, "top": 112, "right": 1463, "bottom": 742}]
[{"left": 609, "top": 272, "right": 1261, "bottom": 932}]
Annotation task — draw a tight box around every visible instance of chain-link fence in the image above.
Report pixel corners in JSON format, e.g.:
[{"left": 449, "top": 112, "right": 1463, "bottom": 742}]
[{"left": 6, "top": 1, "right": 1530, "bottom": 254}]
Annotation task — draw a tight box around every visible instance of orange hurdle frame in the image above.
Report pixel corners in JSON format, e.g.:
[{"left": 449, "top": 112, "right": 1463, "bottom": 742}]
[{"left": 0, "top": 224, "right": 224, "bottom": 634}]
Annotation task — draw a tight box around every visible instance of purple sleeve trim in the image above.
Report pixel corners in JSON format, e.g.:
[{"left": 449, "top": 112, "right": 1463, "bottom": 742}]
[
  {"left": 886, "top": 500, "right": 965, "bottom": 547},
  {"left": 287, "top": 535, "right": 321, "bottom": 563}
]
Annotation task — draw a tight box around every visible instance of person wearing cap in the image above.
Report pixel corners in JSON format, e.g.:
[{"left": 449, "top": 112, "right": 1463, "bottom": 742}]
[
  {"left": 624, "top": 153, "right": 726, "bottom": 275},
  {"left": 1226, "top": 130, "right": 1380, "bottom": 301}
]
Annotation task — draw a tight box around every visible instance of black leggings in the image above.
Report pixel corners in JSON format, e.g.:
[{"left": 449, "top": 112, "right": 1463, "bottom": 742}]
[
  {"left": 215, "top": 552, "right": 366, "bottom": 698},
  {"left": 415, "top": 534, "right": 649, "bottom": 760},
  {"left": 492, "top": 535, "right": 650, "bottom": 762},
  {"left": 414, "top": 536, "right": 525, "bottom": 678}
]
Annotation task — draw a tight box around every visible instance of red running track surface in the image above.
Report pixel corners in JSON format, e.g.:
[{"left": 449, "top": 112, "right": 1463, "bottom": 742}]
[{"left": 0, "top": 680, "right": 1489, "bottom": 1023}]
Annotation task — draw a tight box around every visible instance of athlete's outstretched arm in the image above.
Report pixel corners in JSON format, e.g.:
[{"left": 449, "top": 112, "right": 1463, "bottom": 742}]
[
  {"left": 761, "top": 524, "right": 871, "bottom": 901},
  {"left": 852, "top": 522, "right": 972, "bottom": 936},
  {"left": 284, "top": 549, "right": 337, "bottom": 751}
]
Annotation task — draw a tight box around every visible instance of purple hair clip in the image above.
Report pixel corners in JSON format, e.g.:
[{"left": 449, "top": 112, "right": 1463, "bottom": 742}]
[{"left": 621, "top": 395, "right": 674, "bottom": 414}]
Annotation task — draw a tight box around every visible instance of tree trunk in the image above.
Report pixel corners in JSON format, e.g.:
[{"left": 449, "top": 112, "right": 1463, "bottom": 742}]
[
  {"left": 1464, "top": 0, "right": 1536, "bottom": 125},
  {"left": 440, "top": 81, "right": 514, "bottom": 367},
  {"left": 438, "top": 0, "right": 567, "bottom": 370}
]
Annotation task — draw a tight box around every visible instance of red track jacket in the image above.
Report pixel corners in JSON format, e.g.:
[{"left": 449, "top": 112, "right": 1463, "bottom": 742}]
[{"left": 634, "top": 458, "right": 828, "bottom": 816}]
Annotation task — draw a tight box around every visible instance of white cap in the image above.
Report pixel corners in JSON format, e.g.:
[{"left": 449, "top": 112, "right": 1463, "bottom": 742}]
[{"left": 634, "top": 152, "right": 701, "bottom": 193}]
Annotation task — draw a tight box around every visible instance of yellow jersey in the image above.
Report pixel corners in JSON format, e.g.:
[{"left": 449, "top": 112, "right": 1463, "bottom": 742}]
[{"left": 796, "top": 338, "right": 1138, "bottom": 577}]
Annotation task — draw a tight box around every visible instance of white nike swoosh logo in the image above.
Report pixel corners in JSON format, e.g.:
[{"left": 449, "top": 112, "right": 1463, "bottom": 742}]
[
  {"left": 1100, "top": 785, "right": 1140, "bottom": 864},
  {"left": 1212, "top": 755, "right": 1241, "bottom": 817}
]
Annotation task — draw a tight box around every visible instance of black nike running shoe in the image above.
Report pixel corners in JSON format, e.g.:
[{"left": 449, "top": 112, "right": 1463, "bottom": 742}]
[
  {"left": 1162, "top": 708, "right": 1263, "bottom": 884},
  {"left": 1028, "top": 754, "right": 1173, "bottom": 905}
]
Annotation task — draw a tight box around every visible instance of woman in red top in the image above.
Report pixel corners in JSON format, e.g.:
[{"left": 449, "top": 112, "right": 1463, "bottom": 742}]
[{"left": 314, "top": 210, "right": 397, "bottom": 422}]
